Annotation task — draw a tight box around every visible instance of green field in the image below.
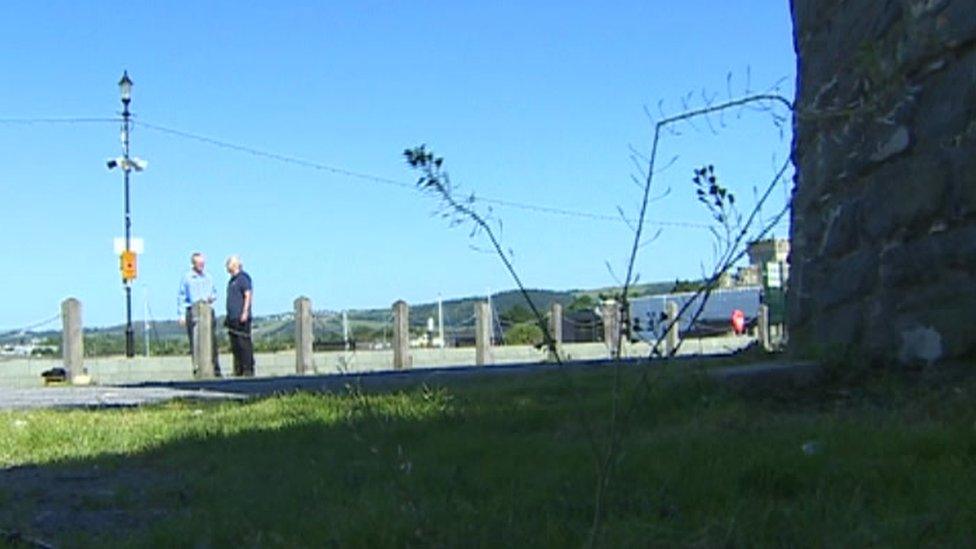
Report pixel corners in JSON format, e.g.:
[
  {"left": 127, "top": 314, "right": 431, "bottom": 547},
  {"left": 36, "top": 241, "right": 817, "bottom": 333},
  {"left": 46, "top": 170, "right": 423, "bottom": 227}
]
[{"left": 1, "top": 361, "right": 974, "bottom": 547}]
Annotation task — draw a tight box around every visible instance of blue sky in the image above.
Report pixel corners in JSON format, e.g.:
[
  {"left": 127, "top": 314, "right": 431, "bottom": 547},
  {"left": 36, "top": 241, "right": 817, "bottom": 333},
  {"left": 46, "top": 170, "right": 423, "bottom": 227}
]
[{"left": 0, "top": 1, "right": 796, "bottom": 329}]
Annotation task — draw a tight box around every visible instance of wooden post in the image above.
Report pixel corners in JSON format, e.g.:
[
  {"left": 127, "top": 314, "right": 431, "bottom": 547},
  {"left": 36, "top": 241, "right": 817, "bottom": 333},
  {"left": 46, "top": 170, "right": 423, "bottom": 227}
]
[
  {"left": 294, "top": 296, "right": 313, "bottom": 374},
  {"left": 475, "top": 301, "right": 493, "bottom": 365},
  {"left": 61, "top": 298, "right": 83, "bottom": 381},
  {"left": 392, "top": 300, "right": 410, "bottom": 369},
  {"left": 758, "top": 303, "right": 771, "bottom": 351},
  {"left": 192, "top": 300, "right": 215, "bottom": 379},
  {"left": 548, "top": 302, "right": 563, "bottom": 361},
  {"left": 665, "top": 300, "right": 680, "bottom": 357},
  {"left": 601, "top": 301, "right": 620, "bottom": 358}
]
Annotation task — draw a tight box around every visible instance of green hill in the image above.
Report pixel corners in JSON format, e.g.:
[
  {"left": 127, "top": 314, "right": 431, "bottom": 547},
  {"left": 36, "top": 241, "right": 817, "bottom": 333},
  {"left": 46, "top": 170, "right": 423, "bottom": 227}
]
[{"left": 3, "top": 280, "right": 696, "bottom": 350}]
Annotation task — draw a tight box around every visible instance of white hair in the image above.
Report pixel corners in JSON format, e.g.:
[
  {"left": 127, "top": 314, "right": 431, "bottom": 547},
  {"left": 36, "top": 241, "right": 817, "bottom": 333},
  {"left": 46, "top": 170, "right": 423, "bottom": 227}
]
[{"left": 225, "top": 255, "right": 242, "bottom": 269}]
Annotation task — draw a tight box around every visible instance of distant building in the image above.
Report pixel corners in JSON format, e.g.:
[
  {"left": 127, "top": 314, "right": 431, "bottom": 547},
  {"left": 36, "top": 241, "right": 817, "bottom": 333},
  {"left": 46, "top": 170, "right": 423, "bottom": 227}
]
[
  {"left": 721, "top": 238, "right": 791, "bottom": 288},
  {"left": 747, "top": 238, "right": 790, "bottom": 266},
  {"left": 735, "top": 265, "right": 762, "bottom": 286},
  {"left": 562, "top": 310, "right": 603, "bottom": 343},
  {"left": 630, "top": 286, "right": 762, "bottom": 340},
  {"left": 0, "top": 337, "right": 56, "bottom": 357}
]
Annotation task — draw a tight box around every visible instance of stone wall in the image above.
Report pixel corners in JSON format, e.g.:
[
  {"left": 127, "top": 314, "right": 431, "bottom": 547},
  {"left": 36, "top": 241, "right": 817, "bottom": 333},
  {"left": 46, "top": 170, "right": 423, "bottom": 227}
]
[{"left": 789, "top": 0, "right": 976, "bottom": 363}]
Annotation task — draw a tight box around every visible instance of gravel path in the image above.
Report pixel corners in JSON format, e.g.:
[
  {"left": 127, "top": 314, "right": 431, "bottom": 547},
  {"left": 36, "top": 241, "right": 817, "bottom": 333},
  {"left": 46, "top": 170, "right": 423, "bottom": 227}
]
[
  {"left": 0, "top": 386, "right": 245, "bottom": 410},
  {"left": 0, "top": 355, "right": 820, "bottom": 411}
]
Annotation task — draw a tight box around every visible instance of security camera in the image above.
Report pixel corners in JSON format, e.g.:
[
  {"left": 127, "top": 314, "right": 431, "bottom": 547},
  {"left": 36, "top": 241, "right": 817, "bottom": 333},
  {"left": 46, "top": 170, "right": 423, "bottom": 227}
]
[{"left": 106, "top": 157, "right": 148, "bottom": 172}]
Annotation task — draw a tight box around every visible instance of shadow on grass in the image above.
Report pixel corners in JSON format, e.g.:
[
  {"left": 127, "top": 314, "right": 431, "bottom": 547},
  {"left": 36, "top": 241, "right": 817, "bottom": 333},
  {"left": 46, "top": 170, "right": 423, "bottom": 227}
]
[
  {"left": 1, "top": 368, "right": 621, "bottom": 547},
  {"left": 1, "top": 360, "right": 975, "bottom": 547}
]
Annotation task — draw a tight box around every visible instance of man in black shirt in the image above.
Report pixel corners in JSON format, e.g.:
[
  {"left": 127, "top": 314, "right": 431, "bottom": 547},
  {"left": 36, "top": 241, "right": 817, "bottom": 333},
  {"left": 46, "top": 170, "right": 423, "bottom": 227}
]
[{"left": 225, "top": 255, "right": 255, "bottom": 377}]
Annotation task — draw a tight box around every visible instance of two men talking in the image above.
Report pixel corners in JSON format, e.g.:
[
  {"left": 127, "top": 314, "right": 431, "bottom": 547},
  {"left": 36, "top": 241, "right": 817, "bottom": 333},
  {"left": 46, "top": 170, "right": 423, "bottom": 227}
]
[{"left": 177, "top": 252, "right": 255, "bottom": 377}]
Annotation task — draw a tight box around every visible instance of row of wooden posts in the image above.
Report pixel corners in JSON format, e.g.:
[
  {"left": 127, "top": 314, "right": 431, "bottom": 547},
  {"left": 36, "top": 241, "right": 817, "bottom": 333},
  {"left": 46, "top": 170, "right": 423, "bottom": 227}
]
[
  {"left": 58, "top": 297, "right": 773, "bottom": 380},
  {"left": 57, "top": 296, "right": 777, "bottom": 381}
]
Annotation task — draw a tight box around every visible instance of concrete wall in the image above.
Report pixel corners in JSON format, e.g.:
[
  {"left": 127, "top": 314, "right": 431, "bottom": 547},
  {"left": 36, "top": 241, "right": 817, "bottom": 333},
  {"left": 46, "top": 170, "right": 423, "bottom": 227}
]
[
  {"left": 789, "top": 0, "right": 976, "bottom": 363},
  {"left": 0, "top": 336, "right": 755, "bottom": 388}
]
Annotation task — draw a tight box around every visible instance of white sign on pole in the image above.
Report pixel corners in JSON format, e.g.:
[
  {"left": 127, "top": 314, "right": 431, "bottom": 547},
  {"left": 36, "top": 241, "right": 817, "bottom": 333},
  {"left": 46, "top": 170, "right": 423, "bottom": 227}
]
[{"left": 113, "top": 237, "right": 145, "bottom": 255}]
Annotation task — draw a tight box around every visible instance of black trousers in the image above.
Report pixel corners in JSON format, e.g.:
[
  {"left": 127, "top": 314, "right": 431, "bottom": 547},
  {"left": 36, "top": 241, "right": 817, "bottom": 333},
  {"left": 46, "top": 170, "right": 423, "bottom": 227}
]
[
  {"left": 186, "top": 308, "right": 221, "bottom": 375},
  {"left": 227, "top": 319, "right": 255, "bottom": 377}
]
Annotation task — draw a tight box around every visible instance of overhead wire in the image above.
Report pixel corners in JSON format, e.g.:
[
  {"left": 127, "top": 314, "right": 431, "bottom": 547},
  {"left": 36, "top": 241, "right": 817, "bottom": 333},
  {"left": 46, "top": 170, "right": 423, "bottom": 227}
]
[
  {"left": 0, "top": 313, "right": 62, "bottom": 363},
  {"left": 0, "top": 313, "right": 62, "bottom": 339},
  {"left": 0, "top": 117, "right": 120, "bottom": 125},
  {"left": 132, "top": 120, "right": 714, "bottom": 229},
  {"left": 0, "top": 115, "right": 759, "bottom": 230}
]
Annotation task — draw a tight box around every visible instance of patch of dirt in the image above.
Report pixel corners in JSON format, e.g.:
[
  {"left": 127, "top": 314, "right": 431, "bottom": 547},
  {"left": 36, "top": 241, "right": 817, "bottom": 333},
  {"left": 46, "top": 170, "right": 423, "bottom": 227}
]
[{"left": 0, "top": 461, "right": 186, "bottom": 546}]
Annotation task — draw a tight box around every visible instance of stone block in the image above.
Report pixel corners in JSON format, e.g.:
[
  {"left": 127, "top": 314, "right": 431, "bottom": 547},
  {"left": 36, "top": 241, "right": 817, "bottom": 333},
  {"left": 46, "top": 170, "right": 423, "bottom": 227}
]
[
  {"left": 868, "top": 125, "right": 911, "bottom": 163},
  {"left": 892, "top": 294, "right": 976, "bottom": 362},
  {"left": 862, "top": 154, "right": 950, "bottom": 241},
  {"left": 949, "top": 152, "right": 976, "bottom": 218},
  {"left": 911, "top": 47, "right": 976, "bottom": 152},
  {"left": 865, "top": 267, "right": 976, "bottom": 362},
  {"left": 791, "top": 0, "right": 846, "bottom": 37},
  {"left": 786, "top": 255, "right": 823, "bottom": 327},
  {"left": 862, "top": 293, "right": 896, "bottom": 358},
  {"left": 937, "top": 1, "right": 976, "bottom": 48},
  {"left": 795, "top": 127, "right": 855, "bottom": 197},
  {"left": 869, "top": 1, "right": 904, "bottom": 41},
  {"left": 897, "top": 324, "right": 944, "bottom": 365},
  {"left": 820, "top": 198, "right": 863, "bottom": 257},
  {"left": 791, "top": 191, "right": 826, "bottom": 242},
  {"left": 897, "top": 0, "right": 976, "bottom": 69},
  {"left": 880, "top": 225, "right": 976, "bottom": 287},
  {"left": 817, "top": 249, "right": 878, "bottom": 310},
  {"left": 830, "top": 2, "right": 899, "bottom": 67},
  {"left": 815, "top": 300, "right": 864, "bottom": 349}
]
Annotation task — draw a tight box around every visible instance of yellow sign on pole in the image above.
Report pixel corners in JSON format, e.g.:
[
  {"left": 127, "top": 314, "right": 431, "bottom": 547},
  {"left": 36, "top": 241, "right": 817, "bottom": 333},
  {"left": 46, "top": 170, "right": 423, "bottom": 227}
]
[{"left": 120, "top": 250, "right": 138, "bottom": 281}]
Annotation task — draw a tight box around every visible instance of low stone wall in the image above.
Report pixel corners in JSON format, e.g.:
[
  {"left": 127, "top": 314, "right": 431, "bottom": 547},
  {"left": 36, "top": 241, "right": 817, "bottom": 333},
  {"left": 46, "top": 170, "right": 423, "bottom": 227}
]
[
  {"left": 0, "top": 335, "right": 755, "bottom": 388},
  {"left": 789, "top": 0, "right": 976, "bottom": 363}
]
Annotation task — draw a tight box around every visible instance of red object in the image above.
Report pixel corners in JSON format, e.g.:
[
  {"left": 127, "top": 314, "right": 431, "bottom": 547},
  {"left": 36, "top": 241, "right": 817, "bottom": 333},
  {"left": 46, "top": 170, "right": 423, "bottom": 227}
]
[{"left": 731, "top": 309, "right": 745, "bottom": 334}]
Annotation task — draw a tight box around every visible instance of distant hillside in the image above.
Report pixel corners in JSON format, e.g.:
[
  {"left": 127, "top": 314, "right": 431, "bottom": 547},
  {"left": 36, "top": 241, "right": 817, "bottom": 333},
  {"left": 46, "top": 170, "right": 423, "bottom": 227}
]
[
  {"left": 574, "top": 281, "right": 678, "bottom": 300},
  {"left": 3, "top": 281, "right": 695, "bottom": 344},
  {"left": 343, "top": 289, "right": 575, "bottom": 325}
]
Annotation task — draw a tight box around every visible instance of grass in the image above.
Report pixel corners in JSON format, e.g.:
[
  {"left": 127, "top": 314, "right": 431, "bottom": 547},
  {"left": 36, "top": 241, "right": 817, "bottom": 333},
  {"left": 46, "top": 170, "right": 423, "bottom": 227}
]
[{"left": 1, "top": 361, "right": 975, "bottom": 547}]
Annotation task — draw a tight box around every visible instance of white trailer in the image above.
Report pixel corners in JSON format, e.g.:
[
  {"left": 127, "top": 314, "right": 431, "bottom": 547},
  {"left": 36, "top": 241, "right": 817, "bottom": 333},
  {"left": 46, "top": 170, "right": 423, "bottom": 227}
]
[{"left": 629, "top": 286, "right": 762, "bottom": 342}]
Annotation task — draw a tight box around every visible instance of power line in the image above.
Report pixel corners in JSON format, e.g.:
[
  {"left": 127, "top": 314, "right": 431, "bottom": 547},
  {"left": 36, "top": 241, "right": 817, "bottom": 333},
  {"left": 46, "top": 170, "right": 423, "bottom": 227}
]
[
  {"left": 0, "top": 313, "right": 62, "bottom": 339},
  {"left": 134, "top": 120, "right": 713, "bottom": 229},
  {"left": 0, "top": 117, "right": 119, "bottom": 124},
  {"left": 135, "top": 120, "right": 416, "bottom": 191},
  {"left": 477, "top": 195, "right": 715, "bottom": 228},
  {"left": 0, "top": 115, "right": 719, "bottom": 229}
]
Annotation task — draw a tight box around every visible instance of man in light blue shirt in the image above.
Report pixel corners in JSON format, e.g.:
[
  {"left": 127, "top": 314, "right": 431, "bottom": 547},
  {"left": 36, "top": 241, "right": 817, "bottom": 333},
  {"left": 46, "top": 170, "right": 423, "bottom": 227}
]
[{"left": 177, "top": 252, "right": 221, "bottom": 375}]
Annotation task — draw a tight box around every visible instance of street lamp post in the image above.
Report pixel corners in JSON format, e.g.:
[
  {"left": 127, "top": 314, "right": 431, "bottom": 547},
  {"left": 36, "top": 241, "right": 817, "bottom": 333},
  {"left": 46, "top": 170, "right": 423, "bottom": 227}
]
[
  {"left": 108, "top": 72, "right": 147, "bottom": 358},
  {"left": 119, "top": 71, "right": 135, "bottom": 358}
]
